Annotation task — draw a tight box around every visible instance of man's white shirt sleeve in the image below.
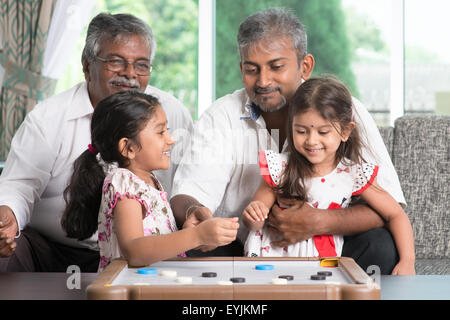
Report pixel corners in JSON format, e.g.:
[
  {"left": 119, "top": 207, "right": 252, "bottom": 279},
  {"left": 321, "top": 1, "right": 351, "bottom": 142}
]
[
  {"left": 352, "top": 97, "right": 406, "bottom": 205},
  {"left": 172, "top": 106, "right": 236, "bottom": 212},
  {"left": 0, "top": 109, "right": 56, "bottom": 232},
  {"left": 0, "top": 82, "right": 94, "bottom": 247}
]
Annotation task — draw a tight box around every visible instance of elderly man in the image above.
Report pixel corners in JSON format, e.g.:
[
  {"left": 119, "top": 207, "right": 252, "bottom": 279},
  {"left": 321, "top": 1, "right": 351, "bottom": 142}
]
[
  {"left": 171, "top": 8, "right": 405, "bottom": 274},
  {"left": 0, "top": 13, "right": 192, "bottom": 272}
]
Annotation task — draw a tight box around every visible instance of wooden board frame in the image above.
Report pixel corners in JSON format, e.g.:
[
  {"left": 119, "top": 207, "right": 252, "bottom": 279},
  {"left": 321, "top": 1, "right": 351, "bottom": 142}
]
[{"left": 86, "top": 257, "right": 380, "bottom": 300}]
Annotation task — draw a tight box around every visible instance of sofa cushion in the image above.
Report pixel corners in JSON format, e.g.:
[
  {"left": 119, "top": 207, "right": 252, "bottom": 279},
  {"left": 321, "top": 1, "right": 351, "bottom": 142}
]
[
  {"left": 378, "top": 126, "right": 394, "bottom": 157},
  {"left": 393, "top": 115, "right": 449, "bottom": 259},
  {"left": 415, "top": 259, "right": 450, "bottom": 275}
]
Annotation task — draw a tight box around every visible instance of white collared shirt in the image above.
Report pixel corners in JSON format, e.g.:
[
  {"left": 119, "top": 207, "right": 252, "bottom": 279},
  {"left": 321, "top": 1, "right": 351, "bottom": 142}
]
[
  {"left": 172, "top": 88, "right": 406, "bottom": 243},
  {"left": 0, "top": 82, "right": 193, "bottom": 249}
]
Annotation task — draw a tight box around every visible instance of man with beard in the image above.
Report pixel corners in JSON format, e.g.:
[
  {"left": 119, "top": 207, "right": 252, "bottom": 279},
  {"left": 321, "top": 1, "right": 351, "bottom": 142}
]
[
  {"left": 0, "top": 13, "right": 193, "bottom": 272},
  {"left": 170, "top": 8, "right": 405, "bottom": 274}
]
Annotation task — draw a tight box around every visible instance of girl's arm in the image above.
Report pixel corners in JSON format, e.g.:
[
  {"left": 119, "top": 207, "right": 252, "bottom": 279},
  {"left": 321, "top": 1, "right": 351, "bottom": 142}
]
[
  {"left": 242, "top": 177, "right": 277, "bottom": 231},
  {"left": 113, "top": 198, "right": 239, "bottom": 267},
  {"left": 360, "top": 179, "right": 415, "bottom": 275}
]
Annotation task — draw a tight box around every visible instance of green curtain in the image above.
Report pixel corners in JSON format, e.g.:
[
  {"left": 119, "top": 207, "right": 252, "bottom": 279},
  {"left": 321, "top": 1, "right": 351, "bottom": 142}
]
[{"left": 0, "top": 0, "right": 57, "bottom": 160}]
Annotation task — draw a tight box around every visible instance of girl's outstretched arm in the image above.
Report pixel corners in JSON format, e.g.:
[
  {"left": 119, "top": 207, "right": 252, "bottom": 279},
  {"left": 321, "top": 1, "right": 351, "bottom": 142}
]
[
  {"left": 361, "top": 179, "right": 415, "bottom": 275},
  {"left": 113, "top": 197, "right": 239, "bottom": 267},
  {"left": 242, "top": 177, "right": 277, "bottom": 231}
]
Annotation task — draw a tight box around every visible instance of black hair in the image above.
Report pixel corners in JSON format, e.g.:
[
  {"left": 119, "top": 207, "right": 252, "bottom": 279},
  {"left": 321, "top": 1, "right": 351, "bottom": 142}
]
[
  {"left": 278, "top": 75, "right": 365, "bottom": 201},
  {"left": 61, "top": 90, "right": 160, "bottom": 240}
]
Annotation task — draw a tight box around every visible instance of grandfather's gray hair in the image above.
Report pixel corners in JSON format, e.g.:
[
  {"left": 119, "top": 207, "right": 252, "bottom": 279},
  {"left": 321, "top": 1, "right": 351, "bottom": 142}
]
[
  {"left": 237, "top": 8, "right": 307, "bottom": 64},
  {"left": 82, "top": 13, "right": 157, "bottom": 65}
]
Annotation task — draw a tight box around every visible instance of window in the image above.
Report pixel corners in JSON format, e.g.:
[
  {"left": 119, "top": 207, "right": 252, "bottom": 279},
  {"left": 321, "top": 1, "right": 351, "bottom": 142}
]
[
  {"left": 57, "top": 0, "right": 449, "bottom": 124},
  {"left": 405, "top": 0, "right": 450, "bottom": 116},
  {"left": 214, "top": 0, "right": 399, "bottom": 125},
  {"left": 342, "top": 0, "right": 394, "bottom": 125},
  {"left": 213, "top": 0, "right": 449, "bottom": 126}
]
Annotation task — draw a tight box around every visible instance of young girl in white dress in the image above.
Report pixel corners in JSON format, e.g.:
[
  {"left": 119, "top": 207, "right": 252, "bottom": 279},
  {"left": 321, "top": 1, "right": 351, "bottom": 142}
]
[
  {"left": 243, "top": 76, "right": 415, "bottom": 275},
  {"left": 62, "top": 91, "right": 239, "bottom": 271}
]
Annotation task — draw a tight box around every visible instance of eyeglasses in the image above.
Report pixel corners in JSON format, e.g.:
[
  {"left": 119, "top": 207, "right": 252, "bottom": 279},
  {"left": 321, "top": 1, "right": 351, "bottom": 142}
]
[{"left": 96, "top": 56, "right": 152, "bottom": 76}]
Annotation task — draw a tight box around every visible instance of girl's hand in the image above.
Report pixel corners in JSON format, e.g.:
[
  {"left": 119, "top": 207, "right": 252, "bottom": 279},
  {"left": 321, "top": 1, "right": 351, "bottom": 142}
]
[
  {"left": 391, "top": 260, "right": 416, "bottom": 275},
  {"left": 243, "top": 201, "right": 269, "bottom": 224},
  {"left": 197, "top": 217, "right": 239, "bottom": 248}
]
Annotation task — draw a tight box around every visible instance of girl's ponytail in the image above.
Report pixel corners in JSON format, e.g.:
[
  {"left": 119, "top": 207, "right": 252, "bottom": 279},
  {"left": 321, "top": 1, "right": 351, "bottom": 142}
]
[
  {"left": 62, "top": 90, "right": 160, "bottom": 241},
  {"left": 61, "top": 148, "right": 105, "bottom": 240}
]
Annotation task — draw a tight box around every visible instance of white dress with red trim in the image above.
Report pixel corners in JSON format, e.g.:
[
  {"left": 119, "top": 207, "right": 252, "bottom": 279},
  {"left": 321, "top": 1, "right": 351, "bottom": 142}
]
[
  {"left": 97, "top": 167, "right": 183, "bottom": 272},
  {"left": 244, "top": 150, "right": 379, "bottom": 258}
]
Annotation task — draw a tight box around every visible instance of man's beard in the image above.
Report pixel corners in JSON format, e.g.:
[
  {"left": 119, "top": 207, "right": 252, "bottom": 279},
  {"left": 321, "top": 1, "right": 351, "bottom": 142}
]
[{"left": 254, "top": 92, "right": 287, "bottom": 113}]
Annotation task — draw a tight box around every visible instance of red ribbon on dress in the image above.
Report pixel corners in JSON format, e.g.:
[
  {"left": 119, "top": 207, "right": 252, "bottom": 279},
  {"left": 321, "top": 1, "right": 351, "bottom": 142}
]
[{"left": 313, "top": 202, "right": 341, "bottom": 257}]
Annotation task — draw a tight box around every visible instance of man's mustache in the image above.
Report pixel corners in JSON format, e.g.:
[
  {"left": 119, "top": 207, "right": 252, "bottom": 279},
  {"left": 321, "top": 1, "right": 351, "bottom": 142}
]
[
  {"left": 254, "top": 86, "right": 281, "bottom": 94},
  {"left": 108, "top": 77, "right": 141, "bottom": 89}
]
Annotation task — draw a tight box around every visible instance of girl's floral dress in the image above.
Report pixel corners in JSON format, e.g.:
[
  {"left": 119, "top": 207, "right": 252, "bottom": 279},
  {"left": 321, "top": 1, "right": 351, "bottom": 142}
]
[{"left": 97, "top": 167, "right": 184, "bottom": 272}]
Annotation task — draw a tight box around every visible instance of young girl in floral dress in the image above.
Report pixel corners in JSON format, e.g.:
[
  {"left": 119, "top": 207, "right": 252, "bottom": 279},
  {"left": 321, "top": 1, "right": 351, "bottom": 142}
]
[
  {"left": 243, "top": 76, "right": 415, "bottom": 275},
  {"left": 62, "top": 91, "right": 239, "bottom": 271}
]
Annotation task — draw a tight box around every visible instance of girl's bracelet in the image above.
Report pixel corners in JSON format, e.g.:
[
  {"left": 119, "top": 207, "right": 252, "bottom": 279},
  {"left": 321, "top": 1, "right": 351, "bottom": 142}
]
[{"left": 185, "top": 204, "right": 205, "bottom": 220}]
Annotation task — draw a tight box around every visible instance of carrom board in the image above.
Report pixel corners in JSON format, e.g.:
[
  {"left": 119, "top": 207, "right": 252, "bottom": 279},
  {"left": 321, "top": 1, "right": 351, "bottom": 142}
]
[{"left": 87, "top": 257, "right": 380, "bottom": 300}]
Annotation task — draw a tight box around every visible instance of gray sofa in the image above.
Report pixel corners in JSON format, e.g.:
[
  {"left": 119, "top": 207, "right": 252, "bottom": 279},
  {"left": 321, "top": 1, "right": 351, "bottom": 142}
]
[{"left": 379, "top": 115, "right": 449, "bottom": 275}]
